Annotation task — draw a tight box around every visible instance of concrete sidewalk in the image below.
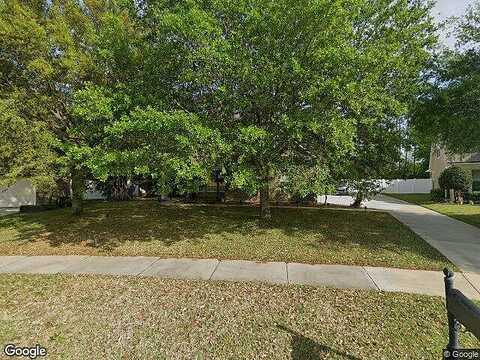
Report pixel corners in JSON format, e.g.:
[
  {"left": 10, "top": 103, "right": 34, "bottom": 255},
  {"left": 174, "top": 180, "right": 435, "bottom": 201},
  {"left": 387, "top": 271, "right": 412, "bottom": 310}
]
[
  {"left": 384, "top": 200, "right": 480, "bottom": 275},
  {"left": 319, "top": 194, "right": 480, "bottom": 274},
  {"left": 1, "top": 255, "right": 479, "bottom": 299}
]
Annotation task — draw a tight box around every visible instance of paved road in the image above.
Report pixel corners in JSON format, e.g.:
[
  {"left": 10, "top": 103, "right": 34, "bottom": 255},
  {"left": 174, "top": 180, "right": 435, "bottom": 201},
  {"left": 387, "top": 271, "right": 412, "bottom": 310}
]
[
  {"left": 0, "top": 255, "right": 478, "bottom": 298},
  {"left": 320, "top": 194, "right": 480, "bottom": 274}
]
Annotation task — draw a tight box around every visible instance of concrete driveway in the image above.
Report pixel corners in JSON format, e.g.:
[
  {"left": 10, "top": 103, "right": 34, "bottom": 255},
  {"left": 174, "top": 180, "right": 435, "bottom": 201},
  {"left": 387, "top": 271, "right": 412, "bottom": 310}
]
[
  {"left": 0, "top": 208, "right": 19, "bottom": 216},
  {"left": 318, "top": 194, "right": 413, "bottom": 210},
  {"left": 320, "top": 194, "right": 480, "bottom": 274}
]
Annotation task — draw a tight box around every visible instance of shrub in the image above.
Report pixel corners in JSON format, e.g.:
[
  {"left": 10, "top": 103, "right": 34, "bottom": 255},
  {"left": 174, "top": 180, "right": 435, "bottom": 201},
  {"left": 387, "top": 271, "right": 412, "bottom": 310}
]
[
  {"left": 473, "top": 180, "right": 480, "bottom": 192},
  {"left": 20, "top": 204, "right": 58, "bottom": 213},
  {"left": 465, "top": 192, "right": 480, "bottom": 203},
  {"left": 438, "top": 166, "right": 472, "bottom": 192},
  {"left": 430, "top": 189, "right": 444, "bottom": 202}
]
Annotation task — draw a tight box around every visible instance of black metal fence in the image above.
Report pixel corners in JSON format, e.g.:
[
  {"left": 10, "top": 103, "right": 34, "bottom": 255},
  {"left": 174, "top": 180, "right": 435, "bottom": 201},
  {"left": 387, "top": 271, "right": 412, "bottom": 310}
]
[{"left": 443, "top": 268, "right": 480, "bottom": 351}]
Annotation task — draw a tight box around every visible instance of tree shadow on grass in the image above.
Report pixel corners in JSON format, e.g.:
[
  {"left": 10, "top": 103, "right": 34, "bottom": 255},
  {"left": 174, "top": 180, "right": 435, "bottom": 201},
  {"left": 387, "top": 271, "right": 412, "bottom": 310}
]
[
  {"left": 277, "top": 325, "right": 361, "bottom": 360},
  {"left": 0, "top": 200, "right": 452, "bottom": 266},
  {"left": 0, "top": 202, "right": 263, "bottom": 251}
]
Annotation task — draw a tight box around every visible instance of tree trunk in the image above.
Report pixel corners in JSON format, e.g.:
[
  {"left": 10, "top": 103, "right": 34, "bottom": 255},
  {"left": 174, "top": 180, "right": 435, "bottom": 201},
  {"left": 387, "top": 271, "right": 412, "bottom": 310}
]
[
  {"left": 55, "top": 178, "right": 71, "bottom": 207},
  {"left": 71, "top": 169, "right": 85, "bottom": 215},
  {"left": 351, "top": 193, "right": 363, "bottom": 208},
  {"left": 111, "top": 176, "right": 130, "bottom": 201},
  {"left": 413, "top": 154, "right": 416, "bottom": 178},
  {"left": 216, "top": 181, "right": 221, "bottom": 202},
  {"left": 260, "top": 181, "right": 271, "bottom": 219},
  {"left": 449, "top": 189, "right": 455, "bottom": 203}
]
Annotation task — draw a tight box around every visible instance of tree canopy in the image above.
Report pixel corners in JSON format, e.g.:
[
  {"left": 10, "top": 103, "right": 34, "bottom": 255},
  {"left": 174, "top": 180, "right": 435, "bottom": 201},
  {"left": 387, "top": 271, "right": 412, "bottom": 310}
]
[
  {"left": 1, "top": 0, "right": 439, "bottom": 218},
  {"left": 0, "top": 0, "right": 143, "bottom": 212},
  {"left": 160, "top": 0, "right": 436, "bottom": 216},
  {"left": 413, "top": 2, "right": 480, "bottom": 154},
  {"left": 0, "top": 99, "right": 58, "bottom": 189}
]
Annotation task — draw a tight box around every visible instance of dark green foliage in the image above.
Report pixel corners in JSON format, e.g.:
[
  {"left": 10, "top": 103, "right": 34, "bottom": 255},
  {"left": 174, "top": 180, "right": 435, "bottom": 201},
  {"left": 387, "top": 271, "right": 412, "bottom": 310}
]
[
  {"left": 0, "top": 0, "right": 142, "bottom": 212},
  {"left": 438, "top": 166, "right": 472, "bottom": 192},
  {"left": 430, "top": 189, "right": 445, "bottom": 202},
  {"left": 159, "top": 0, "right": 436, "bottom": 216},
  {"left": 413, "top": 3, "right": 480, "bottom": 153},
  {"left": 1, "top": 0, "right": 438, "bottom": 219},
  {"left": 473, "top": 181, "right": 480, "bottom": 192},
  {"left": 0, "top": 100, "right": 58, "bottom": 190},
  {"left": 93, "top": 107, "right": 224, "bottom": 195},
  {"left": 465, "top": 192, "right": 480, "bottom": 204}
]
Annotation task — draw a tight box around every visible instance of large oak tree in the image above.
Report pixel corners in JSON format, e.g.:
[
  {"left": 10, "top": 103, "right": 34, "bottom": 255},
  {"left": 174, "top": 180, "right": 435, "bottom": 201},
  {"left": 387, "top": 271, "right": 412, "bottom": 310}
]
[
  {"left": 162, "top": 0, "right": 437, "bottom": 217},
  {"left": 2, "top": 0, "right": 437, "bottom": 219}
]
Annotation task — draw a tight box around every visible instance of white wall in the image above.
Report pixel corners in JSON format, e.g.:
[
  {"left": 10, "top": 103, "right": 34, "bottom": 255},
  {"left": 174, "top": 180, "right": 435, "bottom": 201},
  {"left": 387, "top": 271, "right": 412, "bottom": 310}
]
[
  {"left": 0, "top": 179, "right": 107, "bottom": 207},
  {"left": 0, "top": 179, "right": 36, "bottom": 207},
  {"left": 382, "top": 179, "right": 432, "bottom": 194}
]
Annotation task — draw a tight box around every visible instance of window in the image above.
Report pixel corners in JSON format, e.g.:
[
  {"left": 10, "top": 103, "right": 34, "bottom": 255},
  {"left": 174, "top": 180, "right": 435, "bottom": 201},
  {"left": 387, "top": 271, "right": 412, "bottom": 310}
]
[{"left": 473, "top": 170, "right": 480, "bottom": 191}]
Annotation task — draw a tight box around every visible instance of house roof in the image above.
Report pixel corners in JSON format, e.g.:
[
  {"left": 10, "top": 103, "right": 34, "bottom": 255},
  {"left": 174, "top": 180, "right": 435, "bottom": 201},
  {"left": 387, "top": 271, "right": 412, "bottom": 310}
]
[{"left": 451, "top": 152, "right": 480, "bottom": 164}]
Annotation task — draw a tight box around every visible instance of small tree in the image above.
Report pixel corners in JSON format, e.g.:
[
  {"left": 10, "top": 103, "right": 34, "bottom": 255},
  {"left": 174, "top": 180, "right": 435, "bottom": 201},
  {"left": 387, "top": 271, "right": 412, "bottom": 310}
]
[
  {"left": 349, "top": 180, "right": 384, "bottom": 208},
  {"left": 438, "top": 166, "right": 472, "bottom": 203}
]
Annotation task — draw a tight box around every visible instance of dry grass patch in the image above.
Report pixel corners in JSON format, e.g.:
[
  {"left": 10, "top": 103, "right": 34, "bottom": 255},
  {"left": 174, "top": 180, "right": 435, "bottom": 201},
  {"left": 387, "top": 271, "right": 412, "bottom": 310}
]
[{"left": 0, "top": 274, "right": 478, "bottom": 359}]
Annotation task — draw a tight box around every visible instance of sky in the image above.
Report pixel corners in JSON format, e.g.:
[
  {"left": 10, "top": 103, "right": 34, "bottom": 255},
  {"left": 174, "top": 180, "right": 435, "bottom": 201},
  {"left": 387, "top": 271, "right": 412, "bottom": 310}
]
[{"left": 432, "top": 0, "right": 476, "bottom": 47}]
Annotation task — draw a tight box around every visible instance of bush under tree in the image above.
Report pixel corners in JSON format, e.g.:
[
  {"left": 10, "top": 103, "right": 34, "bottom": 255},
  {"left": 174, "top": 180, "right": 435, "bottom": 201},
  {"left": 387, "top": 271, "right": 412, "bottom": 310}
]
[
  {"left": 430, "top": 189, "right": 444, "bottom": 202},
  {"left": 438, "top": 166, "right": 471, "bottom": 203}
]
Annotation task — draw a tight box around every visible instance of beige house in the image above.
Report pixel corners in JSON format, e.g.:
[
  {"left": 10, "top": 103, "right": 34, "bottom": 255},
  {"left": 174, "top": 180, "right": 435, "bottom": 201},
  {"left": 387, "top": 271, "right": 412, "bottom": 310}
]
[{"left": 429, "top": 145, "right": 480, "bottom": 191}]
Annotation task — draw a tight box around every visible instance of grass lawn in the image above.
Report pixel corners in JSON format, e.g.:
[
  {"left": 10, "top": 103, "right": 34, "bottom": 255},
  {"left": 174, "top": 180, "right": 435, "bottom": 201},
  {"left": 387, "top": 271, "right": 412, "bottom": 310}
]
[
  {"left": 0, "top": 200, "right": 452, "bottom": 270},
  {"left": 385, "top": 193, "right": 480, "bottom": 229},
  {"left": 1, "top": 274, "right": 478, "bottom": 359}
]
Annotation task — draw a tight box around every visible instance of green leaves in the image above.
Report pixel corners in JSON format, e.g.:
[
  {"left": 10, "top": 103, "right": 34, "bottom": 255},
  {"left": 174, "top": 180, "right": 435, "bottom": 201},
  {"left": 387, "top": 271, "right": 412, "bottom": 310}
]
[
  {"left": 1, "top": 1, "right": 147, "bottom": 194},
  {"left": 74, "top": 87, "right": 113, "bottom": 119},
  {"left": 413, "top": 3, "right": 480, "bottom": 154},
  {"left": 0, "top": 99, "right": 58, "bottom": 190},
  {"left": 87, "top": 107, "right": 224, "bottom": 192},
  {"left": 178, "top": 0, "right": 436, "bottom": 199},
  {"left": 439, "top": 166, "right": 472, "bottom": 192},
  {"left": 1, "top": 0, "right": 438, "bottom": 207}
]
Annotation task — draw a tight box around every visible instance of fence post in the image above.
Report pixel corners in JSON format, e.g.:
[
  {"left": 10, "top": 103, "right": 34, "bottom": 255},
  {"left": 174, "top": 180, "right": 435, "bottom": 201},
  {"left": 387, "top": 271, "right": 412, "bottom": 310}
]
[{"left": 443, "top": 268, "right": 460, "bottom": 350}]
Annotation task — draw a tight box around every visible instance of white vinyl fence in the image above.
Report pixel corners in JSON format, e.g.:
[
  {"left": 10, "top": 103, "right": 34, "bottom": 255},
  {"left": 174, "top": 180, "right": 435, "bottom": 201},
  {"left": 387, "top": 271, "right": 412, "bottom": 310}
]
[
  {"left": 381, "top": 178, "right": 432, "bottom": 194},
  {"left": 2, "top": 177, "right": 433, "bottom": 209}
]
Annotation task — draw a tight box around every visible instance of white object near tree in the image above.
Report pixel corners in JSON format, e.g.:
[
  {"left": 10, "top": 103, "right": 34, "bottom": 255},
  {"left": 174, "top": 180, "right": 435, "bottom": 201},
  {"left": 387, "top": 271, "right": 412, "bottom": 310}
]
[
  {"left": 84, "top": 181, "right": 107, "bottom": 200},
  {"left": 0, "top": 179, "right": 36, "bottom": 207}
]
